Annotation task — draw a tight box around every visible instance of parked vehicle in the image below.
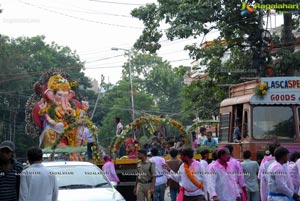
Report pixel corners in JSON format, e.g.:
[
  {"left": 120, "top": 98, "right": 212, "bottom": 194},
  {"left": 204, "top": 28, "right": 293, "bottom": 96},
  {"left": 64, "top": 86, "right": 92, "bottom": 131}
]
[
  {"left": 43, "top": 161, "right": 125, "bottom": 201},
  {"left": 218, "top": 77, "right": 300, "bottom": 161}
]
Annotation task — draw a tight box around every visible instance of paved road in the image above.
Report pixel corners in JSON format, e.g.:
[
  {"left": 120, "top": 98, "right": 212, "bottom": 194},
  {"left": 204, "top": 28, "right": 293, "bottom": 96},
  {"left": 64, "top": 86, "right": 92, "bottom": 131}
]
[{"left": 164, "top": 187, "right": 171, "bottom": 201}]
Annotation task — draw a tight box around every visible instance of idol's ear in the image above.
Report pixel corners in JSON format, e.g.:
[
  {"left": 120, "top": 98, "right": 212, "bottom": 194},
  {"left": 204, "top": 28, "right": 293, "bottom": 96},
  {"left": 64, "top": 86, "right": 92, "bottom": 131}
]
[
  {"left": 44, "top": 89, "right": 55, "bottom": 101},
  {"left": 68, "top": 90, "right": 76, "bottom": 101}
]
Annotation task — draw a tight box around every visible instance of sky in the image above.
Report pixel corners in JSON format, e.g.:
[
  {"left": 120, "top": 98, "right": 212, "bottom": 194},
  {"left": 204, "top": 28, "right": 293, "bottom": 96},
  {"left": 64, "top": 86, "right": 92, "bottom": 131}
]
[
  {"left": 0, "top": 0, "right": 284, "bottom": 84},
  {"left": 0, "top": 0, "right": 204, "bottom": 84}
]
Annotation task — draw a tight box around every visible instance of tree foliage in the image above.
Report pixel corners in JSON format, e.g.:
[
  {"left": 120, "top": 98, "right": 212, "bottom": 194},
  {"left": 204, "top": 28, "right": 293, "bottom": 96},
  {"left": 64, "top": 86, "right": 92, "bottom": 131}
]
[
  {"left": 131, "top": 0, "right": 300, "bottom": 119},
  {"left": 98, "top": 52, "right": 184, "bottom": 147}
]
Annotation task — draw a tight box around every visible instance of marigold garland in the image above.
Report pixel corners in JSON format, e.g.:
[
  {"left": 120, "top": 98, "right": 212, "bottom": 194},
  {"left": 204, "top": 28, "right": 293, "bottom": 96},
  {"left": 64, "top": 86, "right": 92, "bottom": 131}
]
[{"left": 184, "top": 163, "right": 203, "bottom": 189}]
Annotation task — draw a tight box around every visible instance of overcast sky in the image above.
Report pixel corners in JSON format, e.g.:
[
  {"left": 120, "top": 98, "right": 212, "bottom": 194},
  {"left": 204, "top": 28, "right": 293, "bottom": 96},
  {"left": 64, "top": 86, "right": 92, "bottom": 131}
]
[
  {"left": 0, "top": 0, "right": 203, "bottom": 84},
  {"left": 0, "top": 0, "right": 283, "bottom": 84}
]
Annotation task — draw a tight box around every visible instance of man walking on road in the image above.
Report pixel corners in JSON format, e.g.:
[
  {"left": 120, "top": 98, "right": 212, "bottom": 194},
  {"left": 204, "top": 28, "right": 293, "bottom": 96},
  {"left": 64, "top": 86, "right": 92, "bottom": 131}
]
[
  {"left": 150, "top": 147, "right": 168, "bottom": 201},
  {"left": 166, "top": 149, "right": 182, "bottom": 201},
  {"left": 225, "top": 144, "right": 247, "bottom": 200},
  {"left": 267, "top": 147, "right": 299, "bottom": 201},
  {"left": 241, "top": 150, "right": 260, "bottom": 201},
  {"left": 163, "top": 148, "right": 207, "bottom": 201},
  {"left": 207, "top": 148, "right": 240, "bottom": 201},
  {"left": 134, "top": 149, "right": 156, "bottom": 201},
  {"left": 19, "top": 147, "right": 58, "bottom": 201},
  {"left": 0, "top": 140, "right": 23, "bottom": 201}
]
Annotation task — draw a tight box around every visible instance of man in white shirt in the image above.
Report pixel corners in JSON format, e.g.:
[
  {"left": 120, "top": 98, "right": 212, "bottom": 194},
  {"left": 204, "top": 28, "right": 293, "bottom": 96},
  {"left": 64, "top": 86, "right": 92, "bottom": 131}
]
[
  {"left": 288, "top": 151, "right": 300, "bottom": 193},
  {"left": 150, "top": 147, "right": 168, "bottom": 201},
  {"left": 199, "top": 149, "right": 209, "bottom": 171},
  {"left": 267, "top": 146, "right": 299, "bottom": 201},
  {"left": 83, "top": 127, "right": 95, "bottom": 160},
  {"left": 19, "top": 147, "right": 58, "bottom": 201},
  {"left": 163, "top": 147, "right": 207, "bottom": 201},
  {"left": 197, "top": 127, "right": 207, "bottom": 146},
  {"left": 115, "top": 117, "right": 123, "bottom": 136}
]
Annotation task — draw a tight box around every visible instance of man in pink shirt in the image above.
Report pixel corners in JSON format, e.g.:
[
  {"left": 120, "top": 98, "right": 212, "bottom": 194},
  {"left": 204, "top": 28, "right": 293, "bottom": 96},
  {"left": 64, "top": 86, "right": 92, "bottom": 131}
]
[
  {"left": 258, "top": 143, "right": 280, "bottom": 201},
  {"left": 102, "top": 155, "right": 120, "bottom": 183},
  {"left": 208, "top": 148, "right": 240, "bottom": 201},
  {"left": 224, "top": 144, "right": 247, "bottom": 199},
  {"left": 267, "top": 147, "right": 299, "bottom": 201}
]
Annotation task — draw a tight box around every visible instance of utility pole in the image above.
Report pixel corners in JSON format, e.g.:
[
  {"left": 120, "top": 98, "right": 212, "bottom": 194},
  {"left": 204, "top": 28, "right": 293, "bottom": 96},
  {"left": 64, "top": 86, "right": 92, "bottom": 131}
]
[
  {"left": 111, "top": 47, "right": 135, "bottom": 121},
  {"left": 12, "top": 93, "right": 20, "bottom": 143},
  {"left": 91, "top": 74, "right": 104, "bottom": 120}
]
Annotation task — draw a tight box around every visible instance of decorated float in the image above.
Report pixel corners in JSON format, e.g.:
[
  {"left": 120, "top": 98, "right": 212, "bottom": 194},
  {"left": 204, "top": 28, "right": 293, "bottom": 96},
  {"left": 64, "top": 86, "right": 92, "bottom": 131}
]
[
  {"left": 25, "top": 69, "right": 101, "bottom": 162},
  {"left": 110, "top": 116, "right": 188, "bottom": 159}
]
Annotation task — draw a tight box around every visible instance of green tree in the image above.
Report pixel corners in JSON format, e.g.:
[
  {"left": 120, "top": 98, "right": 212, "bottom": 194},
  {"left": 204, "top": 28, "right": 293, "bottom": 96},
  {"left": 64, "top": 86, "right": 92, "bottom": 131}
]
[
  {"left": 130, "top": 1, "right": 259, "bottom": 120},
  {"left": 126, "top": 52, "right": 184, "bottom": 117},
  {"left": 98, "top": 52, "right": 184, "bottom": 147},
  {"left": 182, "top": 78, "right": 227, "bottom": 120},
  {"left": 97, "top": 79, "right": 155, "bottom": 147},
  {"left": 131, "top": 1, "right": 300, "bottom": 119},
  {"left": 131, "top": 1, "right": 258, "bottom": 68}
]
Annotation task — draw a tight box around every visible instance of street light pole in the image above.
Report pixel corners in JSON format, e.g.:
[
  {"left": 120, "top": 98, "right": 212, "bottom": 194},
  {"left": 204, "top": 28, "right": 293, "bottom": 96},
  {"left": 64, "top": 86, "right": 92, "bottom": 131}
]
[{"left": 111, "top": 47, "right": 135, "bottom": 121}]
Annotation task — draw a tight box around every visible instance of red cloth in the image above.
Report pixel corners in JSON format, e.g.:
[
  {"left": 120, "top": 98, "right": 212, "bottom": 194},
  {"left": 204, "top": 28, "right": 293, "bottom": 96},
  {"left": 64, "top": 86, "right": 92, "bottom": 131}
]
[
  {"left": 177, "top": 187, "right": 184, "bottom": 201},
  {"left": 33, "top": 104, "right": 43, "bottom": 128},
  {"left": 242, "top": 187, "right": 247, "bottom": 201}
]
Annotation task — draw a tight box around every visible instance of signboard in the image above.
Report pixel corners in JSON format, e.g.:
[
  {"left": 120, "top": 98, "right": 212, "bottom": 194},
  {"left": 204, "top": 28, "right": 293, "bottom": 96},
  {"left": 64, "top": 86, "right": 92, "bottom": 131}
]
[{"left": 251, "top": 77, "right": 300, "bottom": 104}]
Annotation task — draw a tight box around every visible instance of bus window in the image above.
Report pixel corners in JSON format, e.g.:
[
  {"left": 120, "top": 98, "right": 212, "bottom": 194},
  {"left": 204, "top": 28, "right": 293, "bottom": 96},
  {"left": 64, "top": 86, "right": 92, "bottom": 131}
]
[
  {"left": 219, "top": 113, "right": 231, "bottom": 142},
  {"left": 252, "top": 106, "right": 295, "bottom": 139}
]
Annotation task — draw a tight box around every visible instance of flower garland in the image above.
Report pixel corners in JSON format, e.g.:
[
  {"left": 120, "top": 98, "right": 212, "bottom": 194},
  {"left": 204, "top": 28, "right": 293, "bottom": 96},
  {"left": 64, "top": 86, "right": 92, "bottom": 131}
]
[
  {"left": 255, "top": 81, "right": 269, "bottom": 99},
  {"left": 187, "top": 120, "right": 219, "bottom": 133},
  {"left": 183, "top": 163, "right": 203, "bottom": 189}
]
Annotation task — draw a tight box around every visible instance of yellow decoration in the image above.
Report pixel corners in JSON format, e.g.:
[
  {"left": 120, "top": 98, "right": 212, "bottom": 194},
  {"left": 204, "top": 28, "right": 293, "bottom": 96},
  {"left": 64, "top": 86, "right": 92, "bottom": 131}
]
[
  {"left": 69, "top": 81, "right": 78, "bottom": 87},
  {"left": 255, "top": 82, "right": 269, "bottom": 99},
  {"left": 42, "top": 129, "right": 57, "bottom": 148},
  {"left": 48, "top": 74, "right": 71, "bottom": 92},
  {"left": 65, "top": 127, "right": 78, "bottom": 147}
]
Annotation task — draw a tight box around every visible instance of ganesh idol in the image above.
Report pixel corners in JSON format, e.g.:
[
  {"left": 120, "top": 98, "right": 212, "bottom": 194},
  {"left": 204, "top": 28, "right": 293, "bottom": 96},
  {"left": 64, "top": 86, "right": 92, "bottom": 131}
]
[{"left": 32, "top": 74, "right": 88, "bottom": 148}]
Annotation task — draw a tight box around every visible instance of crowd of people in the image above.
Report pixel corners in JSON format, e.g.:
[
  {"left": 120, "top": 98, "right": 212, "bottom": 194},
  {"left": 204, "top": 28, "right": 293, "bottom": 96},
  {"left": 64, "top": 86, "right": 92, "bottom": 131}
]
[
  {"left": 1, "top": 121, "right": 300, "bottom": 201},
  {"left": 0, "top": 141, "right": 58, "bottom": 201},
  {"left": 126, "top": 142, "right": 300, "bottom": 201},
  {"left": 115, "top": 125, "right": 218, "bottom": 160}
]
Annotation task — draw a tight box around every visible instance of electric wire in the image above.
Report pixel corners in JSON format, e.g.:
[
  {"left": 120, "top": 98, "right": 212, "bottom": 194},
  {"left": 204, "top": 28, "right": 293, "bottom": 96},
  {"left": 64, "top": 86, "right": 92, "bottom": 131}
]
[
  {"left": 89, "top": 0, "right": 145, "bottom": 6},
  {"left": 19, "top": 0, "right": 143, "bottom": 29}
]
